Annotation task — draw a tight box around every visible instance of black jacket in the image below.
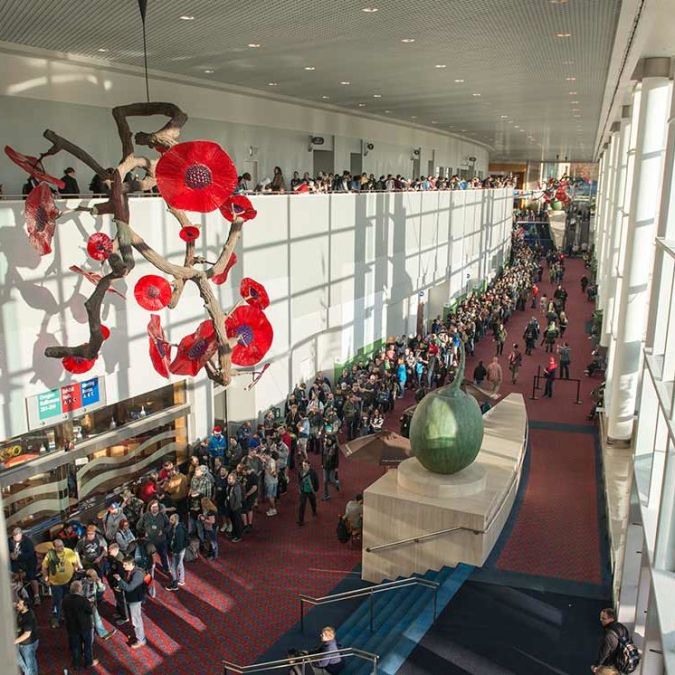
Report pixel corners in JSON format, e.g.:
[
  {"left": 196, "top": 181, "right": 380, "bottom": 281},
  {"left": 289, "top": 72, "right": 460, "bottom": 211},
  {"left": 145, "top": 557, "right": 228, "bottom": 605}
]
[
  {"left": 59, "top": 174, "right": 80, "bottom": 196},
  {"left": 169, "top": 523, "right": 188, "bottom": 554},
  {"left": 118, "top": 567, "right": 146, "bottom": 603},
  {"left": 62, "top": 593, "right": 93, "bottom": 634},
  {"left": 596, "top": 621, "right": 630, "bottom": 666}
]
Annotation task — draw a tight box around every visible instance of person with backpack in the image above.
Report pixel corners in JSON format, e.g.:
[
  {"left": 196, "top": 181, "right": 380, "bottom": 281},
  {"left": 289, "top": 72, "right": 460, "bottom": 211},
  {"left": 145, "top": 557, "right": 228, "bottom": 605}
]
[
  {"left": 41, "top": 539, "right": 82, "bottom": 628},
  {"left": 321, "top": 438, "right": 340, "bottom": 501},
  {"left": 592, "top": 607, "right": 640, "bottom": 673},
  {"left": 297, "top": 460, "right": 319, "bottom": 526},
  {"left": 114, "top": 557, "right": 147, "bottom": 649},
  {"left": 507, "top": 344, "right": 523, "bottom": 384}
]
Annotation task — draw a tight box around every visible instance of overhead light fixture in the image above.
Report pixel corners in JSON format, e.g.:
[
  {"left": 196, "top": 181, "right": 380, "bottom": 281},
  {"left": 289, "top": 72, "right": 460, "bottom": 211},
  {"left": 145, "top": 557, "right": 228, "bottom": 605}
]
[
  {"left": 431, "top": 120, "right": 438, "bottom": 124},
  {"left": 401, "top": 38, "right": 415, "bottom": 43},
  {"left": 566, "top": 76, "right": 576, "bottom": 81},
  {"left": 362, "top": 6, "right": 379, "bottom": 12},
  {"left": 562, "top": 60, "right": 574, "bottom": 65},
  {"left": 179, "top": 15, "right": 195, "bottom": 20},
  {"left": 472, "top": 93, "right": 481, "bottom": 97},
  {"left": 556, "top": 32, "right": 572, "bottom": 38},
  {"left": 514, "top": 125, "right": 520, "bottom": 128},
  {"left": 411, "top": 115, "right": 417, "bottom": 119},
  {"left": 568, "top": 91, "right": 578, "bottom": 95},
  {"left": 358, "top": 103, "right": 366, "bottom": 107},
  {"left": 268, "top": 82, "right": 278, "bottom": 86},
  {"left": 304, "top": 66, "right": 316, "bottom": 71},
  {"left": 340, "top": 81, "right": 350, "bottom": 85},
  {"left": 321, "top": 95, "right": 330, "bottom": 100},
  {"left": 454, "top": 79, "right": 464, "bottom": 83},
  {"left": 572, "top": 108, "right": 580, "bottom": 112},
  {"left": 384, "top": 110, "right": 391, "bottom": 113},
  {"left": 570, "top": 100, "right": 579, "bottom": 104},
  {"left": 373, "top": 94, "right": 382, "bottom": 98},
  {"left": 97, "top": 48, "right": 109, "bottom": 53},
  {"left": 435, "top": 64, "right": 447, "bottom": 69},
  {"left": 574, "top": 114, "right": 581, "bottom": 118},
  {"left": 500, "top": 115, "right": 508, "bottom": 119},
  {"left": 461, "top": 129, "right": 467, "bottom": 132},
  {"left": 203, "top": 69, "right": 214, "bottom": 74},
  {"left": 248, "top": 43, "right": 261, "bottom": 48}
]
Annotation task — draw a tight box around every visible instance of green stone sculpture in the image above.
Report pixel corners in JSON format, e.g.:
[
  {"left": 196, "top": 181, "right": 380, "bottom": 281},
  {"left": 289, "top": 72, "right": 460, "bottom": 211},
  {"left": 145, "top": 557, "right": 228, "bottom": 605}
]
[{"left": 409, "top": 343, "right": 484, "bottom": 474}]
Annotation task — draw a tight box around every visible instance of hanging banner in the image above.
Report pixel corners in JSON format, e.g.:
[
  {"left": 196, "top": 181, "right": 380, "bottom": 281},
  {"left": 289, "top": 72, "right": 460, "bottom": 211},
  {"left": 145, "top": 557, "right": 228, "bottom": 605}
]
[{"left": 25, "top": 376, "right": 106, "bottom": 430}]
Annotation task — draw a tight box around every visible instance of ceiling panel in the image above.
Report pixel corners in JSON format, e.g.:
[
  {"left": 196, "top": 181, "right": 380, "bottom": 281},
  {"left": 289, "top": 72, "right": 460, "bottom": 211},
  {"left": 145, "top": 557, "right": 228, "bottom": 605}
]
[{"left": 0, "top": 0, "right": 622, "bottom": 161}]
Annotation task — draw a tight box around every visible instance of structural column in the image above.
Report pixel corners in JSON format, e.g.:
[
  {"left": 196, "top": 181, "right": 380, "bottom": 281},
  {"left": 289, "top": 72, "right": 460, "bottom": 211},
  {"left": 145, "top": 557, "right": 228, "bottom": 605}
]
[{"left": 607, "top": 58, "right": 673, "bottom": 442}]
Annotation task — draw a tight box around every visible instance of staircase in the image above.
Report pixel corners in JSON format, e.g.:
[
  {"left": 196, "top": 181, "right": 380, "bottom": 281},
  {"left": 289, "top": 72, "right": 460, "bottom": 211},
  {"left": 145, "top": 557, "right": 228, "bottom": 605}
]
[{"left": 337, "top": 564, "right": 473, "bottom": 674}]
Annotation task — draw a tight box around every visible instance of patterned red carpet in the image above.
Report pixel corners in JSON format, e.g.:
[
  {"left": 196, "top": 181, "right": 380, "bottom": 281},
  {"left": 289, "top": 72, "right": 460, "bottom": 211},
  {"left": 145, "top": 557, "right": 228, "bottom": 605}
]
[{"left": 36, "top": 258, "right": 603, "bottom": 673}]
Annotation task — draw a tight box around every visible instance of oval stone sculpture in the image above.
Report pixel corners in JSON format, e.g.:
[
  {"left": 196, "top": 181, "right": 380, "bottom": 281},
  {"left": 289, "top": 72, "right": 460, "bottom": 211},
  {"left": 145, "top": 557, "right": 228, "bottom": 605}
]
[{"left": 409, "top": 342, "right": 484, "bottom": 474}]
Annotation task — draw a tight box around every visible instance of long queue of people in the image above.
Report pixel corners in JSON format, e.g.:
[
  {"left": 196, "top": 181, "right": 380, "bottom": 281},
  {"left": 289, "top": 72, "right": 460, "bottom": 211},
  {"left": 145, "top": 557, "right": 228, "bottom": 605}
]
[{"left": 239, "top": 168, "right": 516, "bottom": 194}]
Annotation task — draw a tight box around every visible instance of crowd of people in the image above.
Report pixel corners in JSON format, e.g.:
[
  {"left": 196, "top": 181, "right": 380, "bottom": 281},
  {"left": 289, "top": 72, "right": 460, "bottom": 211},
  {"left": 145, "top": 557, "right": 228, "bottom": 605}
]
[
  {"left": 239, "top": 168, "right": 516, "bottom": 194},
  {"left": 8, "top": 225, "right": 624, "bottom": 674}
]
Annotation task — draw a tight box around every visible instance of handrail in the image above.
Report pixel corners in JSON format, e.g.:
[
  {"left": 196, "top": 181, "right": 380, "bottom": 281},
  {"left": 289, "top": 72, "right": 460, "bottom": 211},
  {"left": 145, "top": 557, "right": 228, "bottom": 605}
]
[
  {"left": 299, "top": 576, "right": 439, "bottom": 633},
  {"left": 223, "top": 647, "right": 379, "bottom": 674},
  {"left": 365, "top": 525, "right": 481, "bottom": 554}
]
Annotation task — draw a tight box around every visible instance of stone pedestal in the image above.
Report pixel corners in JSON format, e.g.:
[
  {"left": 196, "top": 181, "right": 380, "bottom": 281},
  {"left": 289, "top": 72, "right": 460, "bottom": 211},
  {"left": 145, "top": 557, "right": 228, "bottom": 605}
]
[{"left": 361, "top": 393, "right": 528, "bottom": 583}]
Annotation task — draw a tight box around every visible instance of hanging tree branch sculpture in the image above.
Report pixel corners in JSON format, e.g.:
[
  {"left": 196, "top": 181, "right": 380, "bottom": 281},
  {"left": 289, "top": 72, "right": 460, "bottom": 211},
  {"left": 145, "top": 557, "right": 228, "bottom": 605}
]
[{"left": 4, "top": 102, "right": 271, "bottom": 388}]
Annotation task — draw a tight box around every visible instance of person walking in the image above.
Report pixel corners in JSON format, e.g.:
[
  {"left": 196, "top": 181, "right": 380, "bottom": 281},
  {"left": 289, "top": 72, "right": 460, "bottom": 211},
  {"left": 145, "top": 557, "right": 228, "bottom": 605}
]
[
  {"left": 321, "top": 437, "right": 341, "bottom": 501},
  {"left": 558, "top": 342, "right": 571, "bottom": 380},
  {"left": 14, "top": 597, "right": 39, "bottom": 675},
  {"left": 297, "top": 460, "right": 319, "bottom": 526},
  {"left": 542, "top": 357, "right": 557, "bottom": 398},
  {"left": 225, "top": 471, "right": 244, "bottom": 543},
  {"left": 591, "top": 607, "right": 638, "bottom": 673},
  {"left": 494, "top": 323, "right": 507, "bottom": 356},
  {"left": 62, "top": 580, "right": 98, "bottom": 669},
  {"left": 473, "top": 360, "right": 487, "bottom": 386},
  {"left": 114, "top": 557, "right": 147, "bottom": 649},
  {"left": 543, "top": 321, "right": 559, "bottom": 353},
  {"left": 166, "top": 514, "right": 188, "bottom": 591},
  {"left": 486, "top": 357, "right": 503, "bottom": 396},
  {"left": 507, "top": 344, "right": 523, "bottom": 384},
  {"left": 41, "top": 539, "right": 82, "bottom": 628}
]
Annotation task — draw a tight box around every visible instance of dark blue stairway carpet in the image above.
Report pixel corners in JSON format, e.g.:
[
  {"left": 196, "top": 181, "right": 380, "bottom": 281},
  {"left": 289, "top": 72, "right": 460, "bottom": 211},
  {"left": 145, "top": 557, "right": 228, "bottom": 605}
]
[{"left": 396, "top": 577, "right": 609, "bottom": 674}]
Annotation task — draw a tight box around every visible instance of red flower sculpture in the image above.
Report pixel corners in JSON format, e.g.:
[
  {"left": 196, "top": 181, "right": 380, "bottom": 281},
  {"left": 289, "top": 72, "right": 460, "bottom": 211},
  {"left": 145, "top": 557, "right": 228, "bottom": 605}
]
[
  {"left": 25, "top": 183, "right": 59, "bottom": 255},
  {"left": 62, "top": 356, "right": 97, "bottom": 374},
  {"left": 219, "top": 194, "right": 257, "bottom": 222},
  {"left": 155, "top": 140, "right": 237, "bottom": 212},
  {"left": 100, "top": 325, "right": 111, "bottom": 340},
  {"left": 4, "top": 146, "right": 66, "bottom": 189},
  {"left": 87, "top": 233, "right": 113, "bottom": 261},
  {"left": 169, "top": 319, "right": 218, "bottom": 376},
  {"left": 134, "top": 275, "right": 172, "bottom": 310},
  {"left": 179, "top": 226, "right": 200, "bottom": 243},
  {"left": 69, "top": 265, "right": 126, "bottom": 299},
  {"left": 211, "top": 252, "right": 237, "bottom": 285},
  {"left": 225, "top": 305, "right": 273, "bottom": 366},
  {"left": 240, "top": 277, "right": 270, "bottom": 310},
  {"left": 147, "top": 314, "right": 172, "bottom": 378}
]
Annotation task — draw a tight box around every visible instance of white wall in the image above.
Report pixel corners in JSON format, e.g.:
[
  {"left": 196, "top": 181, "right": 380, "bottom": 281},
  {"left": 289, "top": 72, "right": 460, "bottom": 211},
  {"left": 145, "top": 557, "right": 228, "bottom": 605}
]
[
  {"left": 0, "top": 46, "right": 489, "bottom": 195},
  {"left": 0, "top": 189, "right": 511, "bottom": 441}
]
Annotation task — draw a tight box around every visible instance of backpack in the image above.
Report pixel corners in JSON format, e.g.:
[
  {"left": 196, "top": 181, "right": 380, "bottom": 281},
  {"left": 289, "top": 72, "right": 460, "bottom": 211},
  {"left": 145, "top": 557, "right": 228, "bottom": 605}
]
[
  {"left": 613, "top": 629, "right": 640, "bottom": 673},
  {"left": 336, "top": 517, "right": 350, "bottom": 544}
]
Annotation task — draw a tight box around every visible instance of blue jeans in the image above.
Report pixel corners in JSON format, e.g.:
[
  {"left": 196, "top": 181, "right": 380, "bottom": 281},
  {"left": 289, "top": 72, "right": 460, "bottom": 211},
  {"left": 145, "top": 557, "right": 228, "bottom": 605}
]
[
  {"left": 128, "top": 601, "right": 146, "bottom": 644},
  {"left": 323, "top": 469, "right": 340, "bottom": 498},
  {"left": 50, "top": 582, "right": 68, "bottom": 621},
  {"left": 93, "top": 606, "right": 108, "bottom": 637},
  {"left": 170, "top": 549, "right": 186, "bottom": 584},
  {"left": 17, "top": 640, "right": 39, "bottom": 675},
  {"left": 68, "top": 629, "right": 94, "bottom": 668}
]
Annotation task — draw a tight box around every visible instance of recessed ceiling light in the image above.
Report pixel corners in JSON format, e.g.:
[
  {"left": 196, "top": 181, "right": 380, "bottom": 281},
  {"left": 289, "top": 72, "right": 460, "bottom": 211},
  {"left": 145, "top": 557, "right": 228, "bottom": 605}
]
[
  {"left": 550, "top": 0, "right": 569, "bottom": 4},
  {"left": 454, "top": 79, "right": 464, "bottom": 83},
  {"left": 373, "top": 94, "right": 382, "bottom": 98},
  {"left": 321, "top": 95, "right": 330, "bottom": 100},
  {"left": 411, "top": 116, "right": 417, "bottom": 119},
  {"left": 401, "top": 38, "right": 415, "bottom": 43},
  {"left": 384, "top": 110, "right": 391, "bottom": 113},
  {"left": 562, "top": 60, "right": 574, "bottom": 65},
  {"left": 574, "top": 114, "right": 581, "bottom": 118},
  {"left": 570, "top": 100, "right": 579, "bottom": 104},
  {"left": 358, "top": 103, "right": 366, "bottom": 107},
  {"left": 248, "top": 43, "right": 261, "bottom": 48},
  {"left": 179, "top": 15, "right": 194, "bottom": 20},
  {"left": 472, "top": 93, "right": 481, "bottom": 97},
  {"left": 572, "top": 108, "right": 580, "bottom": 112},
  {"left": 461, "top": 129, "right": 467, "bottom": 132},
  {"left": 431, "top": 120, "right": 438, "bottom": 124},
  {"left": 304, "top": 66, "right": 316, "bottom": 71},
  {"left": 568, "top": 91, "right": 578, "bottom": 95},
  {"left": 556, "top": 32, "right": 572, "bottom": 38},
  {"left": 203, "top": 69, "right": 214, "bottom": 74},
  {"left": 362, "top": 6, "right": 379, "bottom": 12},
  {"left": 268, "top": 82, "right": 278, "bottom": 86},
  {"left": 514, "top": 125, "right": 520, "bottom": 129},
  {"left": 97, "top": 48, "right": 108, "bottom": 53},
  {"left": 566, "top": 76, "right": 576, "bottom": 81},
  {"left": 435, "top": 64, "right": 447, "bottom": 69},
  {"left": 340, "top": 81, "right": 351, "bottom": 86},
  {"left": 500, "top": 115, "right": 508, "bottom": 119},
  {"left": 519, "top": 129, "right": 525, "bottom": 132}
]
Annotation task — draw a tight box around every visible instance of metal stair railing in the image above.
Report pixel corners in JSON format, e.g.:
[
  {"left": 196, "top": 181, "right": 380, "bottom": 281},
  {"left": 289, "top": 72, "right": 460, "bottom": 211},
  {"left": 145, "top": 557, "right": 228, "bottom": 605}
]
[
  {"left": 299, "top": 576, "right": 439, "bottom": 633},
  {"left": 223, "top": 647, "right": 379, "bottom": 674}
]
